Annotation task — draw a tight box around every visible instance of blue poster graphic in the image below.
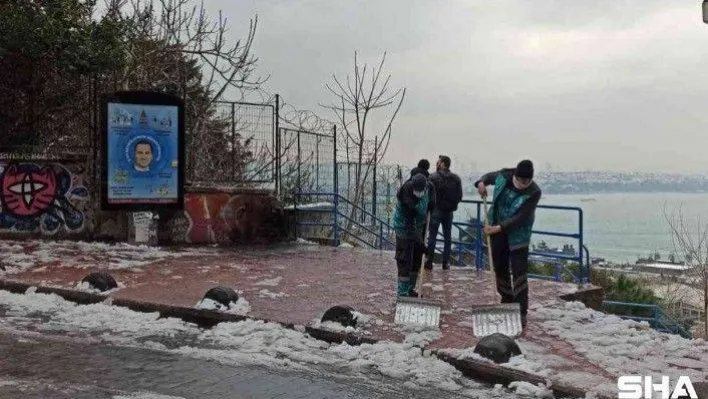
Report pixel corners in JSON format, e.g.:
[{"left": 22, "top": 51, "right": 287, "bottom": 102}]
[{"left": 106, "top": 103, "right": 179, "bottom": 204}]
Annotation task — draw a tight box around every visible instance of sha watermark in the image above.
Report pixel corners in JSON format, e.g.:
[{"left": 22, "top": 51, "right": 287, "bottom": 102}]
[{"left": 617, "top": 376, "right": 697, "bottom": 399}]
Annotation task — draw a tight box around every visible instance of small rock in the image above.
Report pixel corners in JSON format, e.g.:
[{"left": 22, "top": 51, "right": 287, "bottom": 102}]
[
  {"left": 81, "top": 271, "right": 118, "bottom": 292},
  {"left": 473, "top": 333, "right": 522, "bottom": 364},
  {"left": 203, "top": 286, "right": 239, "bottom": 308},
  {"left": 321, "top": 305, "right": 357, "bottom": 328}
]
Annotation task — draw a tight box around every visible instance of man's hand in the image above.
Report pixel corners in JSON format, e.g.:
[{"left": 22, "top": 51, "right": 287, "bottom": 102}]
[
  {"left": 477, "top": 182, "right": 487, "bottom": 198},
  {"left": 483, "top": 225, "right": 502, "bottom": 235}
]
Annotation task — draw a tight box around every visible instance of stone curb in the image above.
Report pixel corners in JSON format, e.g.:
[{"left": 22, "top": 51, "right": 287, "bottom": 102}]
[{"left": 0, "top": 279, "right": 607, "bottom": 399}]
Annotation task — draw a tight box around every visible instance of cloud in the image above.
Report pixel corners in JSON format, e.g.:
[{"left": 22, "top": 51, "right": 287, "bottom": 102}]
[{"left": 205, "top": 0, "right": 708, "bottom": 173}]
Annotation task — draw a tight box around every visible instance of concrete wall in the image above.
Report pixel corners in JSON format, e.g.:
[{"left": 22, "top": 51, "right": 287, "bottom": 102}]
[
  {"left": 0, "top": 158, "right": 287, "bottom": 245},
  {"left": 161, "top": 187, "right": 287, "bottom": 245}
]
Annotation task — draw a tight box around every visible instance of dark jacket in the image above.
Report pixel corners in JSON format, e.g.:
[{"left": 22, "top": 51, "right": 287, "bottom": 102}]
[
  {"left": 430, "top": 170, "right": 463, "bottom": 212},
  {"left": 393, "top": 179, "right": 430, "bottom": 239},
  {"left": 474, "top": 168, "right": 541, "bottom": 250}
]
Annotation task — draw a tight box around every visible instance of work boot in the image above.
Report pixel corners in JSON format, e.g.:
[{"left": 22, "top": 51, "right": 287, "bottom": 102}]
[
  {"left": 410, "top": 290, "right": 420, "bottom": 297},
  {"left": 442, "top": 263, "right": 449, "bottom": 270},
  {"left": 521, "top": 314, "right": 527, "bottom": 329},
  {"left": 423, "top": 256, "right": 433, "bottom": 270},
  {"left": 397, "top": 280, "right": 411, "bottom": 297}
]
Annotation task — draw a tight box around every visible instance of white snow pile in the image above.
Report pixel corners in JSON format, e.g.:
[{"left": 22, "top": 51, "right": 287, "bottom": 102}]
[
  {"left": 0, "top": 239, "right": 219, "bottom": 273},
  {"left": 181, "top": 319, "right": 495, "bottom": 396},
  {"left": 536, "top": 300, "right": 708, "bottom": 381},
  {"left": 338, "top": 242, "right": 354, "bottom": 248},
  {"left": 294, "top": 238, "right": 318, "bottom": 245},
  {"left": 439, "top": 300, "right": 708, "bottom": 398},
  {"left": 508, "top": 381, "right": 554, "bottom": 398},
  {"left": 74, "top": 281, "right": 126, "bottom": 295},
  {"left": 0, "top": 289, "right": 530, "bottom": 398},
  {"left": 195, "top": 297, "right": 250, "bottom": 315},
  {"left": 310, "top": 310, "right": 376, "bottom": 335},
  {"left": 0, "top": 290, "right": 193, "bottom": 340}
]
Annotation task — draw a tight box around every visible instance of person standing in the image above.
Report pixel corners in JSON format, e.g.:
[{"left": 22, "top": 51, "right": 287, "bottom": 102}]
[
  {"left": 474, "top": 159, "right": 541, "bottom": 328},
  {"left": 392, "top": 173, "right": 430, "bottom": 297},
  {"left": 408, "top": 166, "right": 436, "bottom": 288},
  {"left": 424, "top": 155, "right": 463, "bottom": 270}
]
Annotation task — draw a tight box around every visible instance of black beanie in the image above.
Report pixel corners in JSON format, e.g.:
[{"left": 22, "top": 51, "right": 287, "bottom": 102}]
[
  {"left": 410, "top": 166, "right": 429, "bottom": 178},
  {"left": 411, "top": 173, "right": 427, "bottom": 191},
  {"left": 417, "top": 159, "right": 430, "bottom": 171},
  {"left": 516, "top": 160, "right": 534, "bottom": 179}
]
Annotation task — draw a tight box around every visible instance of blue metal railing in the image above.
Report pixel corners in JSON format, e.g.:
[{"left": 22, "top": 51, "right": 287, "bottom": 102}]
[
  {"left": 601, "top": 300, "right": 692, "bottom": 338},
  {"left": 426, "top": 199, "right": 588, "bottom": 284},
  {"left": 294, "top": 192, "right": 395, "bottom": 250},
  {"left": 292, "top": 193, "right": 589, "bottom": 284}
]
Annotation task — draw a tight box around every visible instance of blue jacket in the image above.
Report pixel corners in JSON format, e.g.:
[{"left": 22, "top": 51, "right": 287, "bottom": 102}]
[{"left": 474, "top": 168, "right": 541, "bottom": 250}]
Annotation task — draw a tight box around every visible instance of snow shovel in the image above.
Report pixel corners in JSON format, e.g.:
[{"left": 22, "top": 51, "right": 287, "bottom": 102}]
[
  {"left": 394, "top": 213, "right": 443, "bottom": 328},
  {"left": 470, "top": 197, "right": 523, "bottom": 338}
]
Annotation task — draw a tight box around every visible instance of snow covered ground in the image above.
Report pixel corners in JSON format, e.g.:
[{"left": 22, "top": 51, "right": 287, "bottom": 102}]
[
  {"left": 0, "top": 239, "right": 218, "bottom": 273},
  {"left": 4, "top": 286, "right": 706, "bottom": 397},
  {"left": 445, "top": 299, "right": 708, "bottom": 397},
  {"left": 0, "top": 288, "right": 553, "bottom": 398}
]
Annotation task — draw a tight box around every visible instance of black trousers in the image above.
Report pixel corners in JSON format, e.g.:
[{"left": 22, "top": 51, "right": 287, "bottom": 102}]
[
  {"left": 396, "top": 236, "right": 424, "bottom": 288},
  {"left": 490, "top": 233, "right": 529, "bottom": 316}
]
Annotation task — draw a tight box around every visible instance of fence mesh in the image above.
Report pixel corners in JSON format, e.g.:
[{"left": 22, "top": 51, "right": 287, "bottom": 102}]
[{"left": 189, "top": 101, "right": 275, "bottom": 184}]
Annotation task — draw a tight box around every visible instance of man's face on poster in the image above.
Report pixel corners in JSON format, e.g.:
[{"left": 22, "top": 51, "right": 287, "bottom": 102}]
[{"left": 134, "top": 142, "right": 153, "bottom": 169}]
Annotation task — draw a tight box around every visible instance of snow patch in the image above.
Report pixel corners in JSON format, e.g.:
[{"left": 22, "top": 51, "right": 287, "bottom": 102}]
[
  {"left": 0, "top": 239, "right": 217, "bottom": 273},
  {"left": 258, "top": 289, "right": 288, "bottom": 299},
  {"left": 536, "top": 300, "right": 708, "bottom": 385},
  {"left": 113, "top": 394, "right": 187, "bottom": 399},
  {"left": 253, "top": 276, "right": 282, "bottom": 287},
  {"left": 508, "top": 381, "right": 554, "bottom": 398},
  {"left": 195, "top": 297, "right": 250, "bottom": 315},
  {"left": 74, "top": 281, "right": 124, "bottom": 296}
]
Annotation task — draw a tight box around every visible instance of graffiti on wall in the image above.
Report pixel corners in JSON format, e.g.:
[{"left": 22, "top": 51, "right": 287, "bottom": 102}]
[
  {"left": 0, "top": 162, "right": 89, "bottom": 235},
  {"left": 165, "top": 192, "right": 285, "bottom": 244}
]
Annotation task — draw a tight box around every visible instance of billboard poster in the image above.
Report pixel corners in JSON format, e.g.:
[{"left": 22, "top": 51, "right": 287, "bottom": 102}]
[{"left": 101, "top": 91, "right": 184, "bottom": 211}]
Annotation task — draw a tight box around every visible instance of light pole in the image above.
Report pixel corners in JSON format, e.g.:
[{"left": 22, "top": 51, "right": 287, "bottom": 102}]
[{"left": 703, "top": 0, "right": 708, "bottom": 23}]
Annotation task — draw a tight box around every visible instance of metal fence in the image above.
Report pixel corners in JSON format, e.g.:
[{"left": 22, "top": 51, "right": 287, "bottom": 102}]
[
  {"left": 277, "top": 128, "right": 336, "bottom": 204},
  {"left": 190, "top": 101, "right": 276, "bottom": 184}
]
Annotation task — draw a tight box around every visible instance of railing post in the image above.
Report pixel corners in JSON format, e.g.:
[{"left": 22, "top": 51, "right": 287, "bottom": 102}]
[
  {"left": 476, "top": 202, "right": 483, "bottom": 270},
  {"left": 332, "top": 125, "right": 339, "bottom": 246},
  {"left": 294, "top": 193, "right": 299, "bottom": 239},
  {"left": 274, "top": 94, "right": 280, "bottom": 197},
  {"left": 333, "top": 194, "right": 340, "bottom": 246},
  {"left": 554, "top": 262, "right": 560, "bottom": 282},
  {"left": 231, "top": 102, "right": 236, "bottom": 180},
  {"left": 579, "top": 209, "right": 585, "bottom": 283},
  {"left": 379, "top": 221, "right": 384, "bottom": 250},
  {"left": 457, "top": 223, "right": 462, "bottom": 266},
  {"left": 372, "top": 136, "right": 378, "bottom": 221}
]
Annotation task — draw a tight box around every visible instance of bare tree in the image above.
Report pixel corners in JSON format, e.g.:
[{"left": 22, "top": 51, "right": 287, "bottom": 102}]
[
  {"left": 665, "top": 206, "right": 708, "bottom": 337},
  {"left": 105, "top": 0, "right": 267, "bottom": 182},
  {"left": 322, "top": 51, "right": 405, "bottom": 225}
]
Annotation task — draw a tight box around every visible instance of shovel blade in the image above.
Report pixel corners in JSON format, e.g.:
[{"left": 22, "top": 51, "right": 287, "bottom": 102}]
[
  {"left": 394, "top": 297, "right": 443, "bottom": 328},
  {"left": 470, "top": 303, "right": 522, "bottom": 337}
]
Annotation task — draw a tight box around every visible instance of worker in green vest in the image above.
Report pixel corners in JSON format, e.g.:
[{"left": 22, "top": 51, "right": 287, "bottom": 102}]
[{"left": 474, "top": 160, "right": 541, "bottom": 328}]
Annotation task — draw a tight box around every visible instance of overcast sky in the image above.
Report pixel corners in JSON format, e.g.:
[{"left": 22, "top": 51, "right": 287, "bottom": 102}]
[{"left": 201, "top": 0, "right": 708, "bottom": 174}]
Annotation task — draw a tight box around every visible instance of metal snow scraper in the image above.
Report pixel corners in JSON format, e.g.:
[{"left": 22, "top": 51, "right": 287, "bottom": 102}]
[
  {"left": 394, "top": 214, "right": 443, "bottom": 328},
  {"left": 470, "top": 197, "right": 523, "bottom": 338}
]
